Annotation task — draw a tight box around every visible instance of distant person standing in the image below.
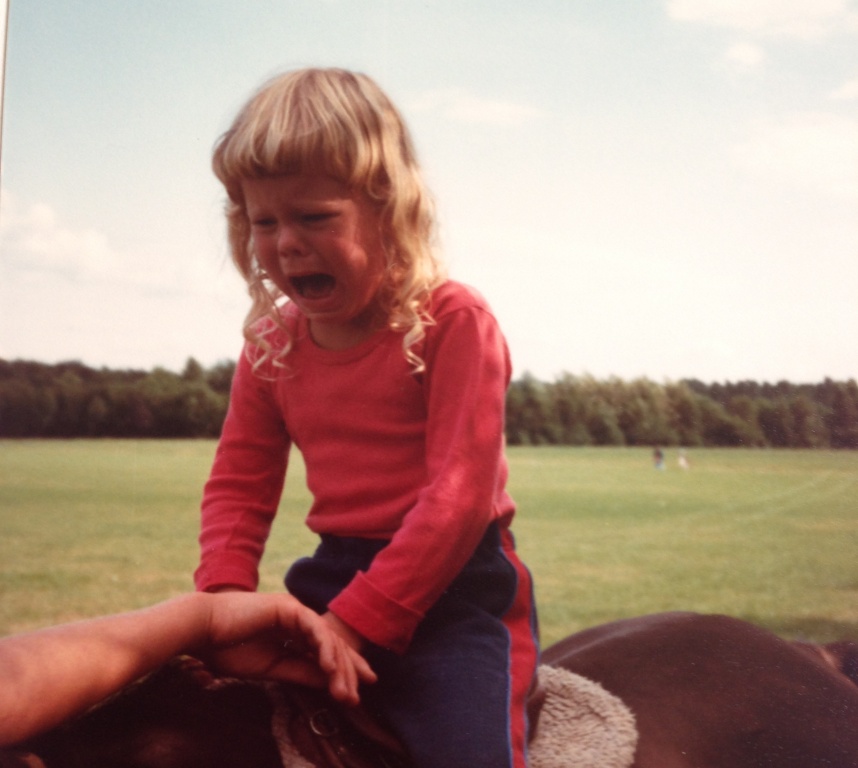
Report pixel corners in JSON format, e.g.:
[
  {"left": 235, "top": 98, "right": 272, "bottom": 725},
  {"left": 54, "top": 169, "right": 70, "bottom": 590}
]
[
  {"left": 653, "top": 447, "right": 665, "bottom": 470},
  {"left": 678, "top": 449, "right": 690, "bottom": 470}
]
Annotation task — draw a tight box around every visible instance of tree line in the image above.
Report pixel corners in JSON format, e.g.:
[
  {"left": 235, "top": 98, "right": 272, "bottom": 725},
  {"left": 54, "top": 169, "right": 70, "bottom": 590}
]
[
  {"left": 505, "top": 374, "right": 858, "bottom": 449},
  {"left": 1, "top": 358, "right": 857, "bottom": 448},
  {"left": 0, "top": 358, "right": 234, "bottom": 438}
]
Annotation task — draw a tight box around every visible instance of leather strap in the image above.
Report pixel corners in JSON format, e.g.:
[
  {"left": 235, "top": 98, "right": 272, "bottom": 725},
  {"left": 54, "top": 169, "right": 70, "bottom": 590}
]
[{"left": 283, "top": 685, "right": 411, "bottom": 768}]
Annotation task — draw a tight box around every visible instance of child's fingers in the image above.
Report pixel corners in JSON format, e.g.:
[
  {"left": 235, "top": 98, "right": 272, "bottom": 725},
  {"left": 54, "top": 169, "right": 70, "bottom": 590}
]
[
  {"left": 349, "top": 647, "right": 377, "bottom": 684},
  {"left": 321, "top": 639, "right": 357, "bottom": 703},
  {"left": 288, "top": 611, "right": 370, "bottom": 700},
  {"left": 327, "top": 646, "right": 358, "bottom": 704},
  {"left": 320, "top": 639, "right": 377, "bottom": 704},
  {"left": 268, "top": 598, "right": 377, "bottom": 704}
]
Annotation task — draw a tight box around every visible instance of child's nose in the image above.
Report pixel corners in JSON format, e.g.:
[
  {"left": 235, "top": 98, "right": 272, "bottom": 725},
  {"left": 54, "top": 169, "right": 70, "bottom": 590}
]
[{"left": 276, "top": 225, "right": 304, "bottom": 256}]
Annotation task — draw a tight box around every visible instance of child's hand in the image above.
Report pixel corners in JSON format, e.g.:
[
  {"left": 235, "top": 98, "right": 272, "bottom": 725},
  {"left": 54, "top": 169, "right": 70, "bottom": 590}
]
[
  {"left": 322, "top": 611, "right": 366, "bottom": 653},
  {"left": 200, "top": 592, "right": 375, "bottom": 705}
]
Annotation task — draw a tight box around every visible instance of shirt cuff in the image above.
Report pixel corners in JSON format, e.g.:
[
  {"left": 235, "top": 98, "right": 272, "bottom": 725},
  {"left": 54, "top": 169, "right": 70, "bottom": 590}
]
[
  {"left": 194, "top": 555, "right": 259, "bottom": 592},
  {"left": 328, "top": 572, "right": 424, "bottom": 654}
]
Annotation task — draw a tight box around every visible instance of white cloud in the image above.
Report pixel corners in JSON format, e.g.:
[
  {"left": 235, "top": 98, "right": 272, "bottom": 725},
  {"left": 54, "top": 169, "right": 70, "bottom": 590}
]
[
  {"left": 0, "top": 190, "right": 231, "bottom": 295},
  {"left": 0, "top": 189, "right": 247, "bottom": 369},
  {"left": 408, "top": 88, "right": 544, "bottom": 126},
  {"left": 732, "top": 112, "right": 858, "bottom": 199},
  {"left": 829, "top": 76, "right": 858, "bottom": 100},
  {"left": 0, "top": 191, "right": 114, "bottom": 279},
  {"left": 666, "top": 0, "right": 858, "bottom": 40},
  {"left": 722, "top": 41, "right": 766, "bottom": 71}
]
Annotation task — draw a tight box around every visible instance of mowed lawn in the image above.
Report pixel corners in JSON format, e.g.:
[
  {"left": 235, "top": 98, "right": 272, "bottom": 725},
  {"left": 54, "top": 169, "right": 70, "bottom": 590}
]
[{"left": 1, "top": 440, "right": 856, "bottom": 646}]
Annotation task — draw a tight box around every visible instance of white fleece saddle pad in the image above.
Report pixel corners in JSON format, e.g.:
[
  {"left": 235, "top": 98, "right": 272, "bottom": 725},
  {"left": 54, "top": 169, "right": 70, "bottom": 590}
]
[{"left": 529, "top": 664, "right": 637, "bottom": 768}]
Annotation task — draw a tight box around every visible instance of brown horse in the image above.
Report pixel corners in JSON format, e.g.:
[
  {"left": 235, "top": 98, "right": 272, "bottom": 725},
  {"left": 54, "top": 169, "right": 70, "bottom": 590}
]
[
  {"left": 5, "top": 612, "right": 858, "bottom": 768},
  {"left": 542, "top": 611, "right": 858, "bottom": 768}
]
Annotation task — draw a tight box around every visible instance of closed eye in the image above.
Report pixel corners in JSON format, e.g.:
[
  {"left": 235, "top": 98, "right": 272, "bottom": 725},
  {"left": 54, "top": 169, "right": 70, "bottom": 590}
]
[{"left": 302, "top": 211, "right": 337, "bottom": 224}]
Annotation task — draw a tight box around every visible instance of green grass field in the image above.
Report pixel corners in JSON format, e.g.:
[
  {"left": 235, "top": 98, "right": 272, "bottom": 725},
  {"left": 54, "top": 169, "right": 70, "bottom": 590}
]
[{"left": 1, "top": 440, "right": 856, "bottom": 646}]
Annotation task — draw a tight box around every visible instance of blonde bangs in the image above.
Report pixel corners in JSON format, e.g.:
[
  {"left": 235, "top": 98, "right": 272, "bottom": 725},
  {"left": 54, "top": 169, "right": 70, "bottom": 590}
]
[{"left": 214, "top": 70, "right": 394, "bottom": 200}]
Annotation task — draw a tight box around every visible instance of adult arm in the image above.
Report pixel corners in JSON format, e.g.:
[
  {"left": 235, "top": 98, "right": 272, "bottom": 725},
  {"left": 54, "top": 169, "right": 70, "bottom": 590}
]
[{"left": 0, "top": 591, "right": 375, "bottom": 747}]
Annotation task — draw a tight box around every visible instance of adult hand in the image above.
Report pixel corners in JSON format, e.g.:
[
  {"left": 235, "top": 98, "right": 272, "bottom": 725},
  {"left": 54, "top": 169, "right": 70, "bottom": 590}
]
[
  {"left": 200, "top": 592, "right": 375, "bottom": 705},
  {"left": 0, "top": 592, "right": 375, "bottom": 746}
]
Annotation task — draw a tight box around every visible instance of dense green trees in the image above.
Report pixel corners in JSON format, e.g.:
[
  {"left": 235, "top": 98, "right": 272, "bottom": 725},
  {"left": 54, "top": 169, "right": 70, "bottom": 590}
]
[
  {"left": 505, "top": 375, "right": 858, "bottom": 449},
  {"left": 1, "top": 358, "right": 856, "bottom": 447},
  {"left": 0, "top": 359, "right": 234, "bottom": 438}
]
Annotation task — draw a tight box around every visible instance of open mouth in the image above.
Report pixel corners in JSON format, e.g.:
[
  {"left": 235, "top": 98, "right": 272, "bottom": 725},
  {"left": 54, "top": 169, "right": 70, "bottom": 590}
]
[{"left": 290, "top": 273, "right": 336, "bottom": 299}]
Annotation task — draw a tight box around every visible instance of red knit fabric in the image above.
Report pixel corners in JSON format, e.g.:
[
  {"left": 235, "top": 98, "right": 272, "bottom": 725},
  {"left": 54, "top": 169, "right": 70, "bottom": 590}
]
[{"left": 195, "top": 281, "right": 517, "bottom": 653}]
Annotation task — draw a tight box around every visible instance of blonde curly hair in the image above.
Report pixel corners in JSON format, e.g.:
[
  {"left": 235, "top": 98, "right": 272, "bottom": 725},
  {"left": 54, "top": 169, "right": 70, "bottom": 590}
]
[{"left": 212, "top": 68, "right": 446, "bottom": 370}]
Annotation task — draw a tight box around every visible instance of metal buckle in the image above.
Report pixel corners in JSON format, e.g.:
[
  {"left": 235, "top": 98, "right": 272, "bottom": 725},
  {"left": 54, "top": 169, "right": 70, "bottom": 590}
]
[{"left": 309, "top": 708, "right": 340, "bottom": 738}]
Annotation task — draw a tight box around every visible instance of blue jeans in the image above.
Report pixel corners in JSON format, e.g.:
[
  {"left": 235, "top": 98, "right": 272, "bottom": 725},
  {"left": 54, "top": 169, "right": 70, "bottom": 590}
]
[{"left": 285, "top": 524, "right": 539, "bottom": 768}]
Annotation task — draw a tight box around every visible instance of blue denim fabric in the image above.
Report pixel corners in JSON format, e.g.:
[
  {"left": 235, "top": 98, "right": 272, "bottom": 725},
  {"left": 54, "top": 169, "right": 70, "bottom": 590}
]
[{"left": 285, "top": 524, "right": 527, "bottom": 768}]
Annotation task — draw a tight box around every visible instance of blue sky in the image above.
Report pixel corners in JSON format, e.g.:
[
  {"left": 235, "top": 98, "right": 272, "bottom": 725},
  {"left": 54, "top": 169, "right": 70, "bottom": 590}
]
[{"left": 1, "top": 0, "right": 856, "bottom": 383}]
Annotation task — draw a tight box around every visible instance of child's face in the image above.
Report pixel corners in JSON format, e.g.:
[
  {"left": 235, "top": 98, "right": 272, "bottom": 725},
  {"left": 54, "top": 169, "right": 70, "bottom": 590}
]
[{"left": 242, "top": 173, "right": 387, "bottom": 349}]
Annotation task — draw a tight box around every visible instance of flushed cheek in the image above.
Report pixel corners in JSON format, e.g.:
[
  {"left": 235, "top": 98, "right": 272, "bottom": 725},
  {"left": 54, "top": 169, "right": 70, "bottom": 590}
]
[
  {"left": 253, "top": 245, "right": 292, "bottom": 294},
  {"left": 252, "top": 235, "right": 281, "bottom": 271},
  {"left": 340, "top": 255, "right": 382, "bottom": 299},
  {"left": 250, "top": 233, "right": 269, "bottom": 261}
]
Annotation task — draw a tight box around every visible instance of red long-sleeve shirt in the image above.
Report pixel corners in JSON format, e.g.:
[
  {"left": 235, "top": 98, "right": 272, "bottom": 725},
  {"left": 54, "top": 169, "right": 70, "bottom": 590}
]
[{"left": 194, "top": 280, "right": 517, "bottom": 652}]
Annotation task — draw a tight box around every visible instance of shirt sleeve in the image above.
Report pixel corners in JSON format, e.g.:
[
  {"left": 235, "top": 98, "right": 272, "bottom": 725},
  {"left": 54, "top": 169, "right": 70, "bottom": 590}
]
[
  {"left": 194, "top": 347, "right": 292, "bottom": 592},
  {"left": 328, "top": 299, "right": 513, "bottom": 652}
]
